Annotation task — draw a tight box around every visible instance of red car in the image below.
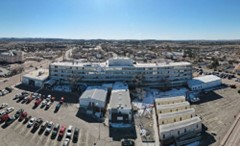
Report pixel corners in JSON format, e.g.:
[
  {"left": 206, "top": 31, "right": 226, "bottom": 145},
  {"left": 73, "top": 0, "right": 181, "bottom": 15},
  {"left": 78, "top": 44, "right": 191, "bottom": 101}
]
[
  {"left": 60, "top": 97, "right": 64, "bottom": 104},
  {"left": 35, "top": 98, "right": 42, "bottom": 107},
  {"left": 19, "top": 112, "right": 28, "bottom": 121},
  {"left": 0, "top": 114, "right": 9, "bottom": 122},
  {"left": 58, "top": 125, "right": 66, "bottom": 137}
]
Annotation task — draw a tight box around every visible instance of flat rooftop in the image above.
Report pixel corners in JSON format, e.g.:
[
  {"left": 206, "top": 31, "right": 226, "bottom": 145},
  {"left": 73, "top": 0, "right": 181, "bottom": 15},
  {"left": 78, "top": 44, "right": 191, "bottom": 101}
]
[
  {"left": 188, "top": 75, "right": 221, "bottom": 87},
  {"left": 79, "top": 86, "right": 108, "bottom": 103},
  {"left": 50, "top": 59, "right": 191, "bottom": 68},
  {"left": 109, "top": 82, "right": 131, "bottom": 109},
  {"left": 159, "top": 116, "right": 201, "bottom": 133},
  {"left": 156, "top": 101, "right": 190, "bottom": 111},
  {"left": 155, "top": 95, "right": 186, "bottom": 103},
  {"left": 23, "top": 69, "right": 49, "bottom": 81},
  {"left": 158, "top": 108, "right": 195, "bottom": 119}
]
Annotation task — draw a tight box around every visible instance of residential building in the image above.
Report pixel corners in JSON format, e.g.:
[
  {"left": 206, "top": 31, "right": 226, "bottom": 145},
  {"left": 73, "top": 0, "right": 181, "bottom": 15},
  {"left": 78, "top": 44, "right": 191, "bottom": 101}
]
[
  {"left": 155, "top": 96, "right": 186, "bottom": 106},
  {"left": 49, "top": 57, "right": 192, "bottom": 88},
  {"left": 156, "top": 102, "right": 190, "bottom": 114},
  {"left": 0, "top": 50, "right": 25, "bottom": 63}
]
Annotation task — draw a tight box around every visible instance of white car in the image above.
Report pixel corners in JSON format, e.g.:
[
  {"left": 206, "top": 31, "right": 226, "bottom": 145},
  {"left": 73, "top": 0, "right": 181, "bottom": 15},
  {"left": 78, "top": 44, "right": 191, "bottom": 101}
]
[
  {"left": 66, "top": 125, "right": 73, "bottom": 139},
  {"left": 0, "top": 110, "right": 6, "bottom": 117},
  {"left": 0, "top": 103, "right": 8, "bottom": 109},
  {"left": 45, "top": 121, "right": 53, "bottom": 133},
  {"left": 6, "top": 107, "right": 14, "bottom": 113},
  {"left": 62, "top": 138, "right": 70, "bottom": 146},
  {"left": 27, "top": 117, "right": 36, "bottom": 127},
  {"left": 41, "top": 100, "right": 47, "bottom": 106}
]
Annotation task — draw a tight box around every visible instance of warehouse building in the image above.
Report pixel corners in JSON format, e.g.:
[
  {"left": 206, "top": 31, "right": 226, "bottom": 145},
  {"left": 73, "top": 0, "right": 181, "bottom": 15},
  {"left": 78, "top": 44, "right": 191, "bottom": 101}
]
[
  {"left": 49, "top": 57, "right": 192, "bottom": 88},
  {"left": 108, "top": 82, "right": 132, "bottom": 127},
  {"left": 187, "top": 75, "right": 221, "bottom": 91},
  {"left": 158, "top": 108, "right": 195, "bottom": 125},
  {"left": 159, "top": 116, "right": 202, "bottom": 141},
  {"left": 22, "top": 69, "right": 49, "bottom": 87},
  {"left": 155, "top": 96, "right": 186, "bottom": 106},
  {"left": 156, "top": 101, "right": 190, "bottom": 114},
  {"left": 79, "top": 86, "right": 108, "bottom": 114}
]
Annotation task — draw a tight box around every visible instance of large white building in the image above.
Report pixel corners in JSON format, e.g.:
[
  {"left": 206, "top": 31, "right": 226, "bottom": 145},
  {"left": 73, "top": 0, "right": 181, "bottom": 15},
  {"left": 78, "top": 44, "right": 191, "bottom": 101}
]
[
  {"left": 49, "top": 57, "right": 192, "bottom": 88},
  {"left": 108, "top": 82, "right": 132, "bottom": 127},
  {"left": 187, "top": 75, "right": 221, "bottom": 91},
  {"left": 0, "top": 50, "right": 25, "bottom": 63}
]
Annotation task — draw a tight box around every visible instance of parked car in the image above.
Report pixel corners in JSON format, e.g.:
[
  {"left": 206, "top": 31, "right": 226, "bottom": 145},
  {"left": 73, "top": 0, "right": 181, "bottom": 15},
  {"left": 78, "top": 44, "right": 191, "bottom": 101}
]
[
  {"left": 0, "top": 91, "right": 3, "bottom": 96},
  {"left": 55, "top": 103, "right": 61, "bottom": 111},
  {"left": 51, "top": 123, "right": 60, "bottom": 139},
  {"left": 60, "top": 97, "right": 64, "bottom": 104},
  {"left": 0, "top": 103, "right": 8, "bottom": 109},
  {"left": 5, "top": 87, "right": 13, "bottom": 93},
  {"left": 27, "top": 117, "right": 36, "bottom": 127},
  {"left": 27, "top": 95, "right": 34, "bottom": 103},
  {"left": 45, "top": 121, "right": 54, "bottom": 135},
  {"left": 13, "top": 94, "right": 21, "bottom": 100},
  {"left": 33, "top": 118, "right": 43, "bottom": 129},
  {"left": 5, "top": 115, "right": 16, "bottom": 125},
  {"left": 73, "top": 128, "right": 79, "bottom": 143},
  {"left": 40, "top": 121, "right": 48, "bottom": 131},
  {"left": 58, "top": 125, "right": 66, "bottom": 138},
  {"left": 14, "top": 109, "right": 24, "bottom": 119},
  {"left": 45, "top": 101, "right": 52, "bottom": 109},
  {"left": 41, "top": 100, "right": 47, "bottom": 108},
  {"left": 0, "top": 114, "right": 9, "bottom": 122},
  {"left": 34, "top": 98, "right": 42, "bottom": 107},
  {"left": 24, "top": 115, "right": 32, "bottom": 123},
  {"left": 6, "top": 107, "right": 14, "bottom": 113},
  {"left": 0, "top": 110, "right": 7, "bottom": 117},
  {"left": 121, "top": 139, "right": 135, "bottom": 146},
  {"left": 66, "top": 125, "right": 73, "bottom": 139},
  {"left": 19, "top": 112, "right": 28, "bottom": 121},
  {"left": 63, "top": 138, "right": 70, "bottom": 146}
]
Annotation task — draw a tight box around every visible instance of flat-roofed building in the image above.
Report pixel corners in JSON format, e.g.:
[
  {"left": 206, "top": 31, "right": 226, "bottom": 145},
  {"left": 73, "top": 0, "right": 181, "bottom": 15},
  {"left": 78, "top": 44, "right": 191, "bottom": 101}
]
[
  {"left": 108, "top": 82, "right": 132, "bottom": 127},
  {"left": 49, "top": 57, "right": 192, "bottom": 88},
  {"left": 158, "top": 108, "right": 195, "bottom": 125},
  {"left": 187, "top": 75, "right": 221, "bottom": 91},
  {"left": 156, "top": 101, "right": 190, "bottom": 114},
  {"left": 159, "top": 116, "right": 202, "bottom": 141},
  {"left": 155, "top": 96, "right": 186, "bottom": 106},
  {"left": 22, "top": 69, "right": 49, "bottom": 87},
  {"left": 79, "top": 86, "right": 108, "bottom": 112},
  {"left": 0, "top": 50, "right": 25, "bottom": 63}
]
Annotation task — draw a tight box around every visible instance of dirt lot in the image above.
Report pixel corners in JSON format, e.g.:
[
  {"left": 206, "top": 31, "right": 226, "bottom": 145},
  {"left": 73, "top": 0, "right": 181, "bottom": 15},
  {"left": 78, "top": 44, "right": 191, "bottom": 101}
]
[
  {"left": 192, "top": 86, "right": 240, "bottom": 146},
  {"left": 0, "top": 88, "right": 123, "bottom": 146}
]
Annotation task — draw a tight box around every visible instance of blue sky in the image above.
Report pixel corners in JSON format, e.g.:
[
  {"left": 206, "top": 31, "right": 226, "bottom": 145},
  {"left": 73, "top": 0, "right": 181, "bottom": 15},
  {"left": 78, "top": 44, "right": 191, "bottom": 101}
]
[{"left": 0, "top": 0, "right": 240, "bottom": 40}]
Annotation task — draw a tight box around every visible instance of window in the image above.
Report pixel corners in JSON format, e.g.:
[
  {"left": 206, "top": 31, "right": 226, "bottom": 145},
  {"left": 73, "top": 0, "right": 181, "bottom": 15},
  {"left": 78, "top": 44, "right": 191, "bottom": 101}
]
[
  {"left": 163, "top": 134, "right": 165, "bottom": 139},
  {"left": 178, "top": 131, "right": 180, "bottom": 135},
  {"left": 162, "top": 121, "right": 164, "bottom": 124},
  {"left": 196, "top": 124, "right": 199, "bottom": 128},
  {"left": 180, "top": 117, "right": 182, "bottom": 121},
  {"left": 184, "top": 128, "right": 187, "bottom": 133},
  {"left": 174, "top": 119, "right": 176, "bottom": 122},
  {"left": 185, "top": 106, "right": 187, "bottom": 109}
]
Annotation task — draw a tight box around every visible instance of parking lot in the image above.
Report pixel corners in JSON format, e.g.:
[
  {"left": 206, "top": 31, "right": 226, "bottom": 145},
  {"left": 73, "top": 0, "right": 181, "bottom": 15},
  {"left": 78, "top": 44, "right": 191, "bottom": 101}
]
[
  {"left": 0, "top": 88, "right": 120, "bottom": 146},
  {"left": 192, "top": 86, "right": 240, "bottom": 146}
]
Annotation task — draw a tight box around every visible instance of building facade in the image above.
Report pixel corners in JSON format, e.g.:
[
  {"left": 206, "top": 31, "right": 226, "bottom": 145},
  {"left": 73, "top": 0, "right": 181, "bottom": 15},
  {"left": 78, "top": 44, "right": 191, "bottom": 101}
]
[
  {"left": 22, "top": 69, "right": 49, "bottom": 87},
  {"left": 49, "top": 57, "right": 192, "bottom": 88},
  {"left": 0, "top": 50, "right": 25, "bottom": 63},
  {"left": 187, "top": 75, "right": 221, "bottom": 91}
]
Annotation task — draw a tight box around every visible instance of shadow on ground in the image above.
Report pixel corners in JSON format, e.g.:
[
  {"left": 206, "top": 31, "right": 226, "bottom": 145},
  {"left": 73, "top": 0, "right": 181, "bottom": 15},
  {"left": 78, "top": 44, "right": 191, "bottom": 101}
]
[
  {"left": 199, "top": 124, "right": 216, "bottom": 146},
  {"left": 109, "top": 126, "right": 137, "bottom": 141},
  {"left": 75, "top": 108, "right": 102, "bottom": 123},
  {"left": 15, "top": 84, "right": 80, "bottom": 103}
]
